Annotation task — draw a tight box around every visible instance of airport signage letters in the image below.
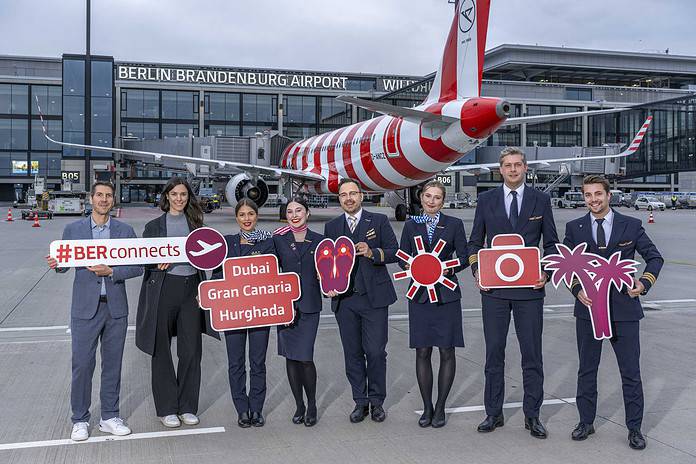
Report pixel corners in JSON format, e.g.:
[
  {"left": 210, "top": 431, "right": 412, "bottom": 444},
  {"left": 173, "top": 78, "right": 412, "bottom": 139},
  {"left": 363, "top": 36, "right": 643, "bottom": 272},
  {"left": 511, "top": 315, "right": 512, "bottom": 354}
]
[
  {"left": 118, "top": 65, "right": 349, "bottom": 90},
  {"left": 61, "top": 171, "right": 80, "bottom": 183}
]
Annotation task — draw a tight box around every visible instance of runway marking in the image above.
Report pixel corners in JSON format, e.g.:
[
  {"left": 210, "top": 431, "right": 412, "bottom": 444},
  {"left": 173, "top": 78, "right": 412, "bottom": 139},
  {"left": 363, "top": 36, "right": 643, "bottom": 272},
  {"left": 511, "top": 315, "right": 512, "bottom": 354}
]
[
  {"left": 0, "top": 325, "right": 137, "bottom": 333},
  {"left": 0, "top": 426, "right": 226, "bottom": 451},
  {"left": 415, "top": 397, "right": 576, "bottom": 415}
]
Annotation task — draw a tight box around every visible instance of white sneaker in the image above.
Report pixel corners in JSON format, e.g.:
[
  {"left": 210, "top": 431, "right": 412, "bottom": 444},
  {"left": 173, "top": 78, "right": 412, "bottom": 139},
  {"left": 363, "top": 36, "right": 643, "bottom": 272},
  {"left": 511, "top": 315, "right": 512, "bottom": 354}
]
[
  {"left": 71, "top": 422, "right": 89, "bottom": 441},
  {"left": 99, "top": 417, "right": 132, "bottom": 436},
  {"left": 178, "top": 413, "right": 200, "bottom": 426},
  {"left": 160, "top": 414, "right": 181, "bottom": 428}
]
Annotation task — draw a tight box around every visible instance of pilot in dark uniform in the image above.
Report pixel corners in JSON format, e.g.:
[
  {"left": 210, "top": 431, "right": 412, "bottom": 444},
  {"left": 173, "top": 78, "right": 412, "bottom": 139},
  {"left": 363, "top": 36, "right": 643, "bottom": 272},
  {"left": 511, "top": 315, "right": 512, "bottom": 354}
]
[
  {"left": 564, "top": 175, "right": 663, "bottom": 450},
  {"left": 468, "top": 147, "right": 559, "bottom": 439},
  {"left": 399, "top": 180, "right": 469, "bottom": 428},
  {"left": 213, "top": 198, "right": 275, "bottom": 429},
  {"left": 324, "top": 178, "right": 398, "bottom": 423},
  {"left": 273, "top": 197, "right": 324, "bottom": 427}
]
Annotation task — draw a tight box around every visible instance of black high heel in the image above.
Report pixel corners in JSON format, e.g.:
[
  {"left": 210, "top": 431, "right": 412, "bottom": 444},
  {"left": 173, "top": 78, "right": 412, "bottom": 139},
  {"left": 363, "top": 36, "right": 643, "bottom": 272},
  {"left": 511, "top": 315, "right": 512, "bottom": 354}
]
[
  {"left": 419, "top": 409, "right": 433, "bottom": 427},
  {"left": 292, "top": 405, "right": 306, "bottom": 425}
]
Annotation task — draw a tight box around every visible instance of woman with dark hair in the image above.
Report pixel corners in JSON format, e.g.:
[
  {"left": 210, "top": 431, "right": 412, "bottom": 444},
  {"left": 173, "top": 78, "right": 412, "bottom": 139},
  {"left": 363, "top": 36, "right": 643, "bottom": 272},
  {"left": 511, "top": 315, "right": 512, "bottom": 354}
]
[
  {"left": 136, "top": 176, "right": 219, "bottom": 429},
  {"left": 214, "top": 198, "right": 275, "bottom": 428},
  {"left": 399, "top": 180, "right": 469, "bottom": 428},
  {"left": 272, "top": 197, "right": 323, "bottom": 426}
]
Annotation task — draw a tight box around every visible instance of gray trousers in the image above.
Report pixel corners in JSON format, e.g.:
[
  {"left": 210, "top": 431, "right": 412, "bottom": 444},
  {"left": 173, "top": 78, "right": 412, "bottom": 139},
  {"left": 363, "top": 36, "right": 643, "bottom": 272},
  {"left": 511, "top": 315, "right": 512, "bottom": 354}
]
[{"left": 70, "top": 301, "right": 128, "bottom": 423}]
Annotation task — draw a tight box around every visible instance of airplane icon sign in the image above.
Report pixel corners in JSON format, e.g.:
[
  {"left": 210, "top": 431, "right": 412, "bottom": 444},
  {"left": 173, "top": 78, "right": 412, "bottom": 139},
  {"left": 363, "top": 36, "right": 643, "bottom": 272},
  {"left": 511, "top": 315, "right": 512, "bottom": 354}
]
[
  {"left": 185, "top": 227, "right": 228, "bottom": 270},
  {"left": 189, "top": 240, "right": 223, "bottom": 257}
]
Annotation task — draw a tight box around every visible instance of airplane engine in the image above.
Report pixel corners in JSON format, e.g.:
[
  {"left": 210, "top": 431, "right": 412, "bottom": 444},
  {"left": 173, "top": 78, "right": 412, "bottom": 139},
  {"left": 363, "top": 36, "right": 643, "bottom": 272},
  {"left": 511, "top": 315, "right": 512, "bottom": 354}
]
[{"left": 224, "top": 173, "right": 269, "bottom": 208}]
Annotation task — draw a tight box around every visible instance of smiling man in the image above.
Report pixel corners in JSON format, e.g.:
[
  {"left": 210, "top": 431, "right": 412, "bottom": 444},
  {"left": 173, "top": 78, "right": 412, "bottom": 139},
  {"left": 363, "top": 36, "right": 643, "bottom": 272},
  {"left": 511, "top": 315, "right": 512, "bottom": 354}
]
[
  {"left": 46, "top": 181, "right": 143, "bottom": 441},
  {"left": 563, "top": 175, "right": 664, "bottom": 450}
]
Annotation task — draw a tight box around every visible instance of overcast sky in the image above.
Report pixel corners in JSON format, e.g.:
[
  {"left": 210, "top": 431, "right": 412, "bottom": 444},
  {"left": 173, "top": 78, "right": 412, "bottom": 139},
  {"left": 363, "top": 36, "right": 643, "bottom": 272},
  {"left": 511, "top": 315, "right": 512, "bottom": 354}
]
[{"left": 2, "top": 0, "right": 695, "bottom": 76}]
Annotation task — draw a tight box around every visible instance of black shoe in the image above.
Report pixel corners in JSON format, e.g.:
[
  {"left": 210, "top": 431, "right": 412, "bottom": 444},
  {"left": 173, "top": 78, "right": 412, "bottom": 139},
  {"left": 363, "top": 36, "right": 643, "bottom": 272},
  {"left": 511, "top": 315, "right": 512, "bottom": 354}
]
[
  {"left": 431, "top": 408, "right": 447, "bottom": 428},
  {"left": 292, "top": 405, "right": 305, "bottom": 425},
  {"left": 237, "top": 411, "right": 251, "bottom": 428},
  {"left": 370, "top": 405, "right": 386, "bottom": 422},
  {"left": 628, "top": 429, "right": 646, "bottom": 450},
  {"left": 524, "top": 417, "right": 548, "bottom": 439},
  {"left": 251, "top": 412, "right": 265, "bottom": 427},
  {"left": 349, "top": 405, "right": 369, "bottom": 423},
  {"left": 571, "top": 423, "right": 595, "bottom": 441},
  {"left": 304, "top": 405, "right": 318, "bottom": 427},
  {"left": 418, "top": 409, "right": 433, "bottom": 428},
  {"left": 477, "top": 415, "right": 504, "bottom": 433}
]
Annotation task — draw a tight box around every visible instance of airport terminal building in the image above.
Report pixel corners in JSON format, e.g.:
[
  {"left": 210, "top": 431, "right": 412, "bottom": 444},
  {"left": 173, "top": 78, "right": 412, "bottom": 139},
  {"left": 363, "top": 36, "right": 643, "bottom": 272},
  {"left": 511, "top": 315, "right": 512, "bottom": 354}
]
[{"left": 1, "top": 45, "right": 696, "bottom": 202}]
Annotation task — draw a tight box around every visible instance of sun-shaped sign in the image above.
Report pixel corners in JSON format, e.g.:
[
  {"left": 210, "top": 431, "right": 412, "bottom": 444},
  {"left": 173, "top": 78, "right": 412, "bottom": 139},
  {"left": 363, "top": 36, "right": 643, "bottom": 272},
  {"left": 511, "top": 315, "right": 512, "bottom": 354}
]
[{"left": 393, "top": 236, "right": 461, "bottom": 303}]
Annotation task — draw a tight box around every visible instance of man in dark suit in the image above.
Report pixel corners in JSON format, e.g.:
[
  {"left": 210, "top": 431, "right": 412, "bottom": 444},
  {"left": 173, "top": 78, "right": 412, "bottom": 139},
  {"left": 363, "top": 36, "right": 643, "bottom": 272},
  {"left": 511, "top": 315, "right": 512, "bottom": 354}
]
[
  {"left": 468, "top": 147, "right": 559, "bottom": 438},
  {"left": 564, "top": 175, "right": 663, "bottom": 450},
  {"left": 46, "top": 182, "right": 143, "bottom": 441},
  {"left": 324, "top": 178, "right": 398, "bottom": 423}
]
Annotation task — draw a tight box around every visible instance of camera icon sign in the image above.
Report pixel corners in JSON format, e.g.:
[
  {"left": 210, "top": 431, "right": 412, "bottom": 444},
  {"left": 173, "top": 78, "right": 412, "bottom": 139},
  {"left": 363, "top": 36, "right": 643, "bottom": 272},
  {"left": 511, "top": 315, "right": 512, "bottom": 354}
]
[{"left": 478, "top": 234, "right": 541, "bottom": 289}]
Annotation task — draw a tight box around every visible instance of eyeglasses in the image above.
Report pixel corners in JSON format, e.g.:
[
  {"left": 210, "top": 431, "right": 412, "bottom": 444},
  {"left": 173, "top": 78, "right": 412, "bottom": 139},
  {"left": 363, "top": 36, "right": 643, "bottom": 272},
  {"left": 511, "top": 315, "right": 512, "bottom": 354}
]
[{"left": 338, "top": 191, "right": 361, "bottom": 199}]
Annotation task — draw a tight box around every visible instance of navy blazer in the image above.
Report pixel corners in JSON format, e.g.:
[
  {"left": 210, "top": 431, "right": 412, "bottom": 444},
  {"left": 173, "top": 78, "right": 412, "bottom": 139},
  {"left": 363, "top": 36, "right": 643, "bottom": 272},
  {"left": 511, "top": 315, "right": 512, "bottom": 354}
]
[
  {"left": 564, "top": 210, "right": 664, "bottom": 321},
  {"left": 58, "top": 217, "right": 143, "bottom": 320},
  {"left": 468, "top": 185, "right": 559, "bottom": 300},
  {"left": 399, "top": 213, "right": 469, "bottom": 304},
  {"left": 273, "top": 229, "right": 324, "bottom": 314},
  {"left": 324, "top": 209, "right": 398, "bottom": 312}
]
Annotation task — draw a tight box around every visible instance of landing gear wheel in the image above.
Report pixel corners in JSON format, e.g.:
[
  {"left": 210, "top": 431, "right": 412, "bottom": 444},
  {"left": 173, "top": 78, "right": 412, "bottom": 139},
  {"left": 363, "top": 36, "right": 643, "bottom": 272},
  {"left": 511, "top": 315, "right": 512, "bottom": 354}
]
[{"left": 395, "top": 204, "right": 407, "bottom": 222}]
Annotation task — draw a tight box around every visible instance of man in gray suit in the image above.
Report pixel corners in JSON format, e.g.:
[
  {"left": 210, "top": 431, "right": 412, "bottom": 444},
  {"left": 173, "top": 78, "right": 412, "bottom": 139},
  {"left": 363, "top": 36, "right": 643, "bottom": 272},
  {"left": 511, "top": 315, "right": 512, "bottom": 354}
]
[{"left": 47, "top": 181, "right": 143, "bottom": 441}]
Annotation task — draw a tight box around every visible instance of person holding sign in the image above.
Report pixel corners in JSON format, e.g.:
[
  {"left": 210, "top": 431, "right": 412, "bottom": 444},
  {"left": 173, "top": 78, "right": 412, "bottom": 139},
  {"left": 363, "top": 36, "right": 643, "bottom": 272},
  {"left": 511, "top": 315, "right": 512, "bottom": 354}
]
[
  {"left": 323, "top": 178, "right": 399, "bottom": 424},
  {"left": 214, "top": 198, "right": 275, "bottom": 428},
  {"left": 136, "top": 177, "right": 219, "bottom": 429},
  {"left": 399, "top": 180, "right": 469, "bottom": 428},
  {"left": 563, "top": 175, "right": 663, "bottom": 450},
  {"left": 272, "top": 197, "right": 324, "bottom": 427},
  {"left": 46, "top": 181, "right": 142, "bottom": 441},
  {"left": 467, "top": 147, "right": 559, "bottom": 438}
]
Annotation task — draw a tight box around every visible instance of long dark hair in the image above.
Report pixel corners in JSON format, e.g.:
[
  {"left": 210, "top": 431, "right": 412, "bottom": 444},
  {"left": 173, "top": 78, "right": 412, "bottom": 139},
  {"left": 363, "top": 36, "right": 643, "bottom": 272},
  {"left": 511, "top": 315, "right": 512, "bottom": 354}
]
[
  {"left": 159, "top": 176, "right": 204, "bottom": 228},
  {"left": 235, "top": 198, "right": 259, "bottom": 216}
]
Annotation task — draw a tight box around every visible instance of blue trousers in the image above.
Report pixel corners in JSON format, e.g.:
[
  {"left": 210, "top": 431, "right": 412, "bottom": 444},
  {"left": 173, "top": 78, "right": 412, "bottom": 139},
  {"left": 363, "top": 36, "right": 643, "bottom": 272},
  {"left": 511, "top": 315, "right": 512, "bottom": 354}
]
[
  {"left": 224, "top": 327, "right": 270, "bottom": 414},
  {"left": 576, "top": 318, "right": 643, "bottom": 429},
  {"left": 70, "top": 301, "right": 128, "bottom": 423},
  {"left": 481, "top": 295, "right": 544, "bottom": 418},
  {"left": 335, "top": 293, "right": 388, "bottom": 407}
]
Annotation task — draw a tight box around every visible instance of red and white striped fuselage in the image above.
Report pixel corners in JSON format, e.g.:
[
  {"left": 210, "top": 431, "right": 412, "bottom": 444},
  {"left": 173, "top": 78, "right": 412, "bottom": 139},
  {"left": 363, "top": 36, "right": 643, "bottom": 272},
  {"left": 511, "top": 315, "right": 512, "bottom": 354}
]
[{"left": 279, "top": 96, "right": 508, "bottom": 194}]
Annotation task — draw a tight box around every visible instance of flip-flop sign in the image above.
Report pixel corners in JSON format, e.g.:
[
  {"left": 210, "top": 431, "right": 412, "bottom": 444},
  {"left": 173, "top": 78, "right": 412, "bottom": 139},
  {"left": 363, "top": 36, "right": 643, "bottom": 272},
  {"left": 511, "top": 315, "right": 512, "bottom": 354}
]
[{"left": 315, "top": 236, "right": 356, "bottom": 295}]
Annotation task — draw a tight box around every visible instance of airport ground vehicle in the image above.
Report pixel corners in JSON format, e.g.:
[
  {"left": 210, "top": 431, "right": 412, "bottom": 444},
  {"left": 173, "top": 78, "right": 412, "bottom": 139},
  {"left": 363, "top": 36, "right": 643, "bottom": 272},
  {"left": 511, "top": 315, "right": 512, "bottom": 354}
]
[
  {"left": 554, "top": 191, "right": 585, "bottom": 208},
  {"left": 634, "top": 196, "right": 666, "bottom": 211}
]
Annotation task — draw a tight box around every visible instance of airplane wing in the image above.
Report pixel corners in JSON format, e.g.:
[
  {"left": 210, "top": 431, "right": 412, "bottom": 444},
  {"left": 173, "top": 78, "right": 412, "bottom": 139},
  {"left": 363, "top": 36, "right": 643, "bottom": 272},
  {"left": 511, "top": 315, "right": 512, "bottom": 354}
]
[
  {"left": 39, "top": 125, "right": 325, "bottom": 182},
  {"left": 446, "top": 116, "right": 653, "bottom": 173},
  {"left": 336, "top": 95, "right": 459, "bottom": 124},
  {"left": 501, "top": 107, "right": 631, "bottom": 126}
]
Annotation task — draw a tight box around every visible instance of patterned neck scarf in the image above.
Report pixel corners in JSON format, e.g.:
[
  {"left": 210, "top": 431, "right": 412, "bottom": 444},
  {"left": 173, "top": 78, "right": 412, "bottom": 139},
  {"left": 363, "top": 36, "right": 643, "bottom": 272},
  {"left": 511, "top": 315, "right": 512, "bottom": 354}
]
[
  {"left": 411, "top": 212, "right": 440, "bottom": 243},
  {"left": 240, "top": 229, "right": 272, "bottom": 244},
  {"left": 273, "top": 223, "right": 308, "bottom": 236}
]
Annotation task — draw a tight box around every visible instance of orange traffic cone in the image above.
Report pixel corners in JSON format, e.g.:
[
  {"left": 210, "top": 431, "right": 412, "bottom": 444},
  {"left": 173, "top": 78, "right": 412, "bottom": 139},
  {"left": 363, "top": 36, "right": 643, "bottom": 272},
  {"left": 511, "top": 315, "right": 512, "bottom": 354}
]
[
  {"left": 648, "top": 211, "right": 655, "bottom": 224},
  {"left": 32, "top": 212, "right": 40, "bottom": 227},
  {"left": 6, "top": 208, "right": 13, "bottom": 222}
]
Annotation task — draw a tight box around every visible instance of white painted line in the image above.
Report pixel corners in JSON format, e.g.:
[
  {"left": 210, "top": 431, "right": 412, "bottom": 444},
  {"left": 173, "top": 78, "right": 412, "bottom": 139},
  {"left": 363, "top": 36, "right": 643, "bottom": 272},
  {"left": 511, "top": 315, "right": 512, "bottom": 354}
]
[
  {"left": 0, "top": 325, "right": 136, "bottom": 333},
  {"left": 415, "top": 397, "right": 576, "bottom": 415},
  {"left": 0, "top": 426, "right": 226, "bottom": 451},
  {"left": 646, "top": 299, "right": 696, "bottom": 304}
]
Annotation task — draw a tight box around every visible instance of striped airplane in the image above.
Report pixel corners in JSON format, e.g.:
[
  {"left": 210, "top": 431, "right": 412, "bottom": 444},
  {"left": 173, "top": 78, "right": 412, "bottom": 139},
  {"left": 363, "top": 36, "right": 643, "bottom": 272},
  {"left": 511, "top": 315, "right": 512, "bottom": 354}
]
[{"left": 40, "top": 0, "right": 652, "bottom": 220}]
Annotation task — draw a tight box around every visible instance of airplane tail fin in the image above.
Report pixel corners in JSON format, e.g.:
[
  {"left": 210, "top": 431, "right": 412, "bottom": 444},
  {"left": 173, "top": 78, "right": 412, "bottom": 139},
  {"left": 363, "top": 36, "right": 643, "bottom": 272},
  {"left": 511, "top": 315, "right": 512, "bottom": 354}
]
[{"left": 424, "top": 0, "right": 491, "bottom": 104}]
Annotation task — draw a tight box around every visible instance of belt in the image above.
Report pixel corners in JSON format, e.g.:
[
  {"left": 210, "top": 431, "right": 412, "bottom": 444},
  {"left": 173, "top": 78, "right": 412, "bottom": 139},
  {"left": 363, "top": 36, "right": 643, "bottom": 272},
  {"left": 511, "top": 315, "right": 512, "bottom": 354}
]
[{"left": 99, "top": 295, "right": 108, "bottom": 303}]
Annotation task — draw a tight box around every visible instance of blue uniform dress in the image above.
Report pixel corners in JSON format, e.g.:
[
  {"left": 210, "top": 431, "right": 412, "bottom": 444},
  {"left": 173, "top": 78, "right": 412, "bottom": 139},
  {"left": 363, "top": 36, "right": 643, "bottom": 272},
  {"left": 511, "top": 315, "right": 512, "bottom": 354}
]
[
  {"left": 400, "top": 213, "right": 469, "bottom": 349},
  {"left": 273, "top": 229, "right": 324, "bottom": 361},
  {"left": 213, "top": 233, "right": 276, "bottom": 415}
]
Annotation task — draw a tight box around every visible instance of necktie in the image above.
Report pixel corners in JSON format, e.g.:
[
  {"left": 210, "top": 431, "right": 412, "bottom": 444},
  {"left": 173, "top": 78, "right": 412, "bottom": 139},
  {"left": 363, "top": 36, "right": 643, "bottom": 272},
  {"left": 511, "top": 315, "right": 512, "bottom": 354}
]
[
  {"left": 348, "top": 216, "right": 357, "bottom": 234},
  {"left": 509, "top": 190, "right": 519, "bottom": 229},
  {"left": 596, "top": 218, "right": 606, "bottom": 249}
]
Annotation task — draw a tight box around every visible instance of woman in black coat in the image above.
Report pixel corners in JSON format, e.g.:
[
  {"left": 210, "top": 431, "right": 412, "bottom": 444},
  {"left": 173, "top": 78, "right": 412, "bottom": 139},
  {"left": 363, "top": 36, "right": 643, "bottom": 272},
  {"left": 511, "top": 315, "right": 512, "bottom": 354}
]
[
  {"left": 272, "top": 197, "right": 323, "bottom": 427},
  {"left": 136, "top": 176, "right": 219, "bottom": 429},
  {"left": 399, "top": 180, "right": 469, "bottom": 428},
  {"left": 214, "top": 198, "right": 275, "bottom": 428}
]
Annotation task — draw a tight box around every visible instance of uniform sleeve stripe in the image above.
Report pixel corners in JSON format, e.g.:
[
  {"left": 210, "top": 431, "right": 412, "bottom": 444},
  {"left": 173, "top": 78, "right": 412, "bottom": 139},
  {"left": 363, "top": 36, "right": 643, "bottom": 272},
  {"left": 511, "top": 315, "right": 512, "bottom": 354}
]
[{"left": 468, "top": 255, "right": 478, "bottom": 264}]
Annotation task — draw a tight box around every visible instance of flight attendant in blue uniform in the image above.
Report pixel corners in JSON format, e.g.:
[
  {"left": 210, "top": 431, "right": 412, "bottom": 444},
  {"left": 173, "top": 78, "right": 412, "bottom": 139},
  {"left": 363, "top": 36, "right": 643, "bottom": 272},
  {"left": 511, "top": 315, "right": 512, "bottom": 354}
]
[
  {"left": 399, "top": 180, "right": 469, "bottom": 428},
  {"left": 214, "top": 198, "right": 275, "bottom": 428},
  {"left": 273, "top": 197, "right": 323, "bottom": 427},
  {"left": 564, "top": 175, "right": 663, "bottom": 450},
  {"left": 468, "top": 147, "right": 559, "bottom": 439},
  {"left": 324, "top": 178, "right": 399, "bottom": 424}
]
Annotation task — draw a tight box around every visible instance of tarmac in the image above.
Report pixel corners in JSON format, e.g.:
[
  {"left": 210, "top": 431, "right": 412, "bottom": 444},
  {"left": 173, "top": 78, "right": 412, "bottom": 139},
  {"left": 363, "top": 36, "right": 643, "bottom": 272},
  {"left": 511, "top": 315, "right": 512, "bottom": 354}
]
[{"left": 0, "top": 204, "right": 695, "bottom": 464}]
